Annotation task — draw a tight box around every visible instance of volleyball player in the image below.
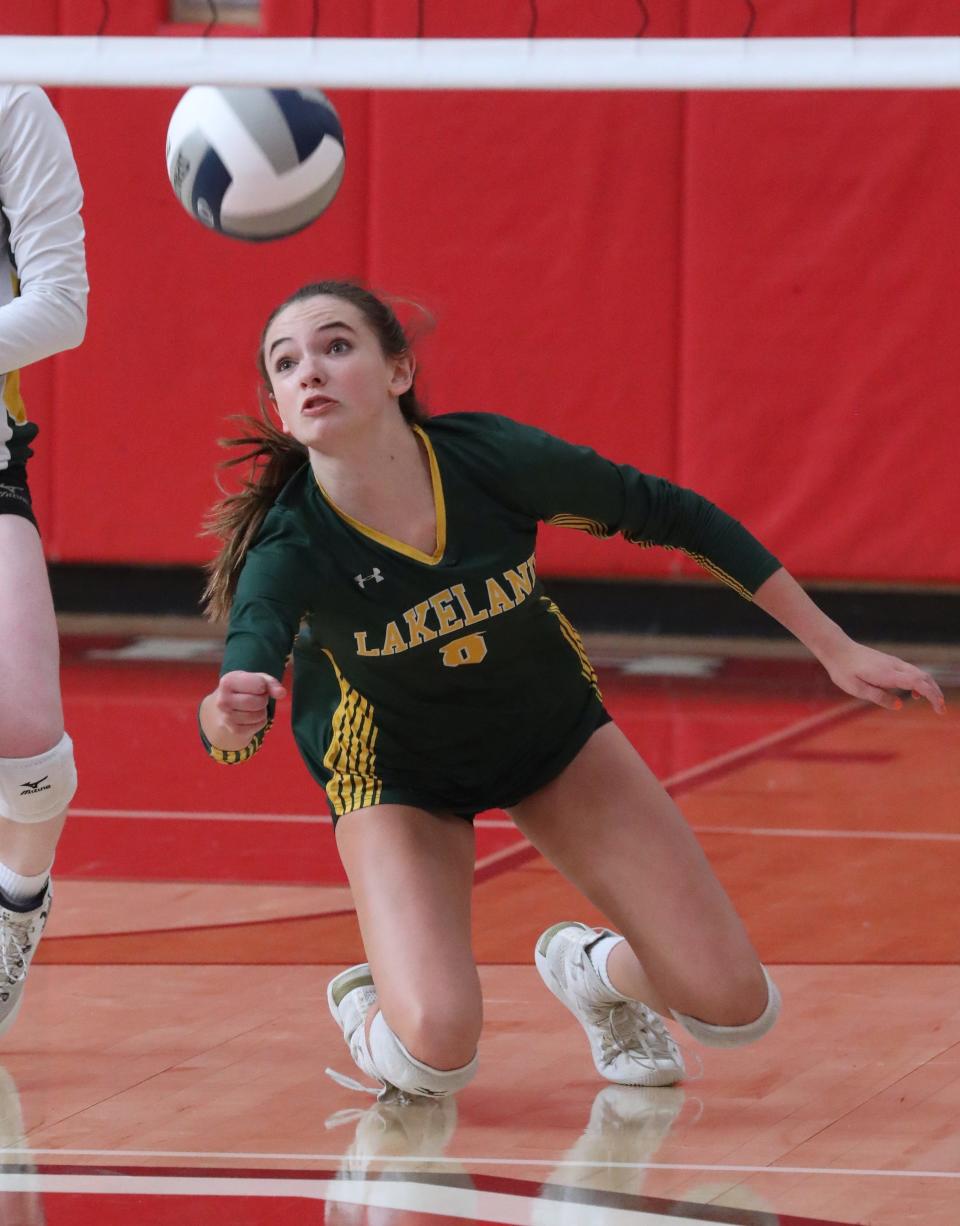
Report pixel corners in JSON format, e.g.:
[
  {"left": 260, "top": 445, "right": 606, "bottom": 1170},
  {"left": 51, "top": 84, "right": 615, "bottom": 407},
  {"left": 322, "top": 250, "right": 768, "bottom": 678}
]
[
  {"left": 198, "top": 280, "right": 944, "bottom": 1100},
  {"left": 0, "top": 86, "right": 87, "bottom": 1034}
]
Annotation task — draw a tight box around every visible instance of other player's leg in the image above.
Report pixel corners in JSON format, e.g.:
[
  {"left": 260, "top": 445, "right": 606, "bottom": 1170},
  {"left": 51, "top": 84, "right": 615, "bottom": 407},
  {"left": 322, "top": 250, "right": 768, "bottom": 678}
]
[{"left": 0, "top": 509, "right": 76, "bottom": 1035}]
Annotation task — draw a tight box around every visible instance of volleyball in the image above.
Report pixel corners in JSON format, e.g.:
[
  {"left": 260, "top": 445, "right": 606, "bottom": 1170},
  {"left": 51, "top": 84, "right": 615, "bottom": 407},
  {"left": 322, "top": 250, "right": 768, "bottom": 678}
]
[{"left": 165, "top": 87, "right": 345, "bottom": 242}]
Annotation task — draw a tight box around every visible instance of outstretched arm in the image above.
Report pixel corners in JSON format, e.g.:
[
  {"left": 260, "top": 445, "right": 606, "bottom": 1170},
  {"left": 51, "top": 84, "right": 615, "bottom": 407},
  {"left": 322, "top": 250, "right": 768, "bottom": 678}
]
[{"left": 753, "top": 568, "right": 945, "bottom": 713}]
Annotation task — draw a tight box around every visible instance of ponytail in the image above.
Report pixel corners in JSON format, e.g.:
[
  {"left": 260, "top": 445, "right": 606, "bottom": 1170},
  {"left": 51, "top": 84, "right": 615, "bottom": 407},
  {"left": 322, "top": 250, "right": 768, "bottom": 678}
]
[{"left": 201, "top": 408, "right": 307, "bottom": 622}]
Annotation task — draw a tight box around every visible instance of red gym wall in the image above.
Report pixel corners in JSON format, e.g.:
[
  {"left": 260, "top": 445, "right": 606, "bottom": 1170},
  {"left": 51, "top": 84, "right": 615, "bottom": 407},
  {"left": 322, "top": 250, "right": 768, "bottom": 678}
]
[{"left": 8, "top": 0, "right": 960, "bottom": 584}]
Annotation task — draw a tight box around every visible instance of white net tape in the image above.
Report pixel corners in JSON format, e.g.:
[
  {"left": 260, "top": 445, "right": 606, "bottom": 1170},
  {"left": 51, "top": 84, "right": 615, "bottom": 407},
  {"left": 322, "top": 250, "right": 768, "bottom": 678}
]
[{"left": 1, "top": 35, "right": 959, "bottom": 90}]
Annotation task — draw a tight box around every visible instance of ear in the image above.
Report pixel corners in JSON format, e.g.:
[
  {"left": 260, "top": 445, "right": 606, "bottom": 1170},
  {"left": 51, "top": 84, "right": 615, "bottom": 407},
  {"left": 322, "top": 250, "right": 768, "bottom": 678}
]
[
  {"left": 389, "top": 352, "right": 415, "bottom": 398},
  {"left": 266, "top": 390, "right": 290, "bottom": 434}
]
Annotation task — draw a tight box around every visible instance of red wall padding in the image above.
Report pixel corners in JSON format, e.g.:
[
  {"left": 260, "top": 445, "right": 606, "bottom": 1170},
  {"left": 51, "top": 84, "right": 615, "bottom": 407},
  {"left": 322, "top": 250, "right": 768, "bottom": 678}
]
[{"left": 7, "top": 0, "right": 960, "bottom": 583}]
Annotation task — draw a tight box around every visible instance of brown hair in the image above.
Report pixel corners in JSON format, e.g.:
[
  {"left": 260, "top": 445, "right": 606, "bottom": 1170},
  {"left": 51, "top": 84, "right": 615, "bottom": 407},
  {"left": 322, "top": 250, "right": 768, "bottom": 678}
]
[{"left": 202, "top": 280, "right": 428, "bottom": 621}]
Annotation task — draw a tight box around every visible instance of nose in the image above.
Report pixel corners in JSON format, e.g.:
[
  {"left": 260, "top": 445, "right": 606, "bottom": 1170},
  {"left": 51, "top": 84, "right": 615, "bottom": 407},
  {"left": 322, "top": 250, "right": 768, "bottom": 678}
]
[{"left": 299, "top": 356, "right": 326, "bottom": 387}]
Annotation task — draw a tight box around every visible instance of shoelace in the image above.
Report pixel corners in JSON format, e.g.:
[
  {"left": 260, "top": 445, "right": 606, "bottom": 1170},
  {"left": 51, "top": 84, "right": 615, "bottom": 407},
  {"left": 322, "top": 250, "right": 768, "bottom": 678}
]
[
  {"left": 325, "top": 1066, "right": 381, "bottom": 1096},
  {"left": 588, "top": 999, "right": 678, "bottom": 1070},
  {"left": 324, "top": 1065, "right": 415, "bottom": 1106},
  {"left": 0, "top": 913, "right": 36, "bottom": 985}
]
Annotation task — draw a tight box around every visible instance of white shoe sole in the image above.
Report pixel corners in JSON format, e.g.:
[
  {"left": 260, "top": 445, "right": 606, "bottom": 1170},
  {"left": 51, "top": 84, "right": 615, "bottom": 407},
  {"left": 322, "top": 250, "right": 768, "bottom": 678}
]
[{"left": 0, "top": 992, "right": 25, "bottom": 1040}]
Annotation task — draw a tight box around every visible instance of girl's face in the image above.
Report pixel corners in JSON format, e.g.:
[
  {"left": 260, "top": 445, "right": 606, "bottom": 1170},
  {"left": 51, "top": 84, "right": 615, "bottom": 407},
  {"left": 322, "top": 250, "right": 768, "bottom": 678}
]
[{"left": 263, "top": 295, "right": 413, "bottom": 451}]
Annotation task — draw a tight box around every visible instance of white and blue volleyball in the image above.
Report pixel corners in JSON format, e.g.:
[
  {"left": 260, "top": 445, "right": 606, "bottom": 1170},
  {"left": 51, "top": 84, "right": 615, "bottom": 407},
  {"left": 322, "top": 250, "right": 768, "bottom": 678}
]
[{"left": 165, "top": 87, "right": 345, "bottom": 241}]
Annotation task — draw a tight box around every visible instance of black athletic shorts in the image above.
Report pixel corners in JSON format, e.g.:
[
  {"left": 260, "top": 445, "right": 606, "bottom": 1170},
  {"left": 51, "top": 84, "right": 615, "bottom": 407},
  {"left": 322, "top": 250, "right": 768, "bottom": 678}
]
[
  {"left": 314, "top": 699, "right": 613, "bottom": 826},
  {"left": 0, "top": 462, "right": 37, "bottom": 528}
]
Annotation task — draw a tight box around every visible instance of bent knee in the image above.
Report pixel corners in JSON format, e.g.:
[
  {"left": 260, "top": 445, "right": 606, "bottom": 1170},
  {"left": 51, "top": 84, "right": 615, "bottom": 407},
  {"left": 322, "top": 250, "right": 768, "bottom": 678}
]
[
  {"left": 672, "top": 966, "right": 781, "bottom": 1049},
  {"left": 384, "top": 999, "right": 482, "bottom": 1071},
  {"left": 369, "top": 1012, "right": 479, "bottom": 1097},
  {"left": 0, "top": 717, "right": 65, "bottom": 760},
  {"left": 0, "top": 732, "right": 77, "bottom": 823}
]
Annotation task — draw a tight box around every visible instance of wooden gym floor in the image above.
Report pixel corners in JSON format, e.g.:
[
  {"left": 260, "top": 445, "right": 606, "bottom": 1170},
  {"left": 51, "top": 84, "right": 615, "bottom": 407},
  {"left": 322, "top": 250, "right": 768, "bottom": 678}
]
[{"left": 0, "top": 622, "right": 957, "bottom": 1225}]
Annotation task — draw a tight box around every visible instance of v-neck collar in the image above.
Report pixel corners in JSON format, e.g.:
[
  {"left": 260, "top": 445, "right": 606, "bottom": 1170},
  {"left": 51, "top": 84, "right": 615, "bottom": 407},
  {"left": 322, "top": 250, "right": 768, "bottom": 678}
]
[{"left": 313, "top": 424, "right": 446, "bottom": 565}]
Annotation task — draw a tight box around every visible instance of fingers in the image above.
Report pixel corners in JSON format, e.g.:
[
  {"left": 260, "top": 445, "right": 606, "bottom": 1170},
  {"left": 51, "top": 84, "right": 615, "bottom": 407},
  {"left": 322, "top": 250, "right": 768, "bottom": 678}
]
[
  {"left": 907, "top": 674, "right": 946, "bottom": 713},
  {"left": 851, "top": 679, "right": 901, "bottom": 711},
  {"left": 882, "top": 659, "right": 945, "bottom": 714},
  {"left": 217, "top": 671, "right": 287, "bottom": 728},
  {"left": 852, "top": 670, "right": 946, "bottom": 715},
  {"left": 838, "top": 646, "right": 946, "bottom": 715}
]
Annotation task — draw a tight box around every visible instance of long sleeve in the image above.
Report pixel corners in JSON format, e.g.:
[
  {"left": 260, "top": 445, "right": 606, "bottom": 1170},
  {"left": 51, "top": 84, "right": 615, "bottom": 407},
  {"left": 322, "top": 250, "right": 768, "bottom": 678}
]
[
  {"left": 0, "top": 86, "right": 88, "bottom": 375},
  {"left": 220, "top": 507, "right": 312, "bottom": 679},
  {"left": 465, "top": 414, "right": 782, "bottom": 599}
]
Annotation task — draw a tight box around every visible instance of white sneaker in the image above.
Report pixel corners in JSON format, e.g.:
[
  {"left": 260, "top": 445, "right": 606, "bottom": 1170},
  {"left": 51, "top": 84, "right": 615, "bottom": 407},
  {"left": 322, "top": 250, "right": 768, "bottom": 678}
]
[
  {"left": 0, "top": 880, "right": 52, "bottom": 1038},
  {"left": 327, "top": 962, "right": 382, "bottom": 1085},
  {"left": 535, "top": 921, "right": 684, "bottom": 1087}
]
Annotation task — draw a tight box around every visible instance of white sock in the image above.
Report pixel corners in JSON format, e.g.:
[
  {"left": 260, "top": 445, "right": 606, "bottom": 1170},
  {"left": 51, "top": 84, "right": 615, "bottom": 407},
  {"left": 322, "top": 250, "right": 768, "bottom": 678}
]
[
  {"left": 586, "top": 933, "right": 628, "bottom": 998},
  {"left": 0, "top": 862, "right": 51, "bottom": 906}
]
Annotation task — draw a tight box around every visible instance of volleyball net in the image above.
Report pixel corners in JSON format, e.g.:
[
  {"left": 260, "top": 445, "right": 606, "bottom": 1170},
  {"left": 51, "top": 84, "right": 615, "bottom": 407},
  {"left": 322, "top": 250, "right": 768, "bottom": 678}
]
[{"left": 1, "top": 34, "right": 959, "bottom": 90}]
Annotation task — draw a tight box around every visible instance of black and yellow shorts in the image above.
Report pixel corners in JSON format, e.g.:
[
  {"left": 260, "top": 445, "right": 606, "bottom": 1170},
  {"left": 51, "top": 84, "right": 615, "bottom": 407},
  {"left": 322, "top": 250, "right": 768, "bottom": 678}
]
[
  {"left": 366, "top": 702, "right": 612, "bottom": 824},
  {"left": 293, "top": 673, "right": 612, "bottom": 826},
  {"left": 1, "top": 414, "right": 39, "bottom": 527},
  {"left": 0, "top": 462, "right": 36, "bottom": 526}
]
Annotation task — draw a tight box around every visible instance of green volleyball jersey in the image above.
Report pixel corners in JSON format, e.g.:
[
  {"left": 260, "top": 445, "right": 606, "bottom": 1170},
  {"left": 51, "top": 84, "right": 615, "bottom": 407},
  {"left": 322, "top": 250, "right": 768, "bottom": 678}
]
[{"left": 216, "top": 412, "right": 781, "bottom": 816}]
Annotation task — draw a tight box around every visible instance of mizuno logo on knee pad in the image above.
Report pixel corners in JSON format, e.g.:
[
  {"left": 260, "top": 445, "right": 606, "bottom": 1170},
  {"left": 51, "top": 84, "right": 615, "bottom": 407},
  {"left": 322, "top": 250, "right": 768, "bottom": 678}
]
[
  {"left": 19, "top": 777, "right": 50, "bottom": 795},
  {"left": 0, "top": 734, "right": 77, "bottom": 823}
]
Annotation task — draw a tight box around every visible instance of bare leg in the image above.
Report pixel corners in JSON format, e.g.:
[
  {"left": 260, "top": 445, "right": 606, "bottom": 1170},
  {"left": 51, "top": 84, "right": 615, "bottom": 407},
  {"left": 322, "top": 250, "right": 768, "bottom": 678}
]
[
  {"left": 335, "top": 805, "right": 482, "bottom": 1069},
  {"left": 0, "top": 517, "right": 67, "bottom": 875},
  {"left": 509, "top": 721, "right": 767, "bottom": 1025}
]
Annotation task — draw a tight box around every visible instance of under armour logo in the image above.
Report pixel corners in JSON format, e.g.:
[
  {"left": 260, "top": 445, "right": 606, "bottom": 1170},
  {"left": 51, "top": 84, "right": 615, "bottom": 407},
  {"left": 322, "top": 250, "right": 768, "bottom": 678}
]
[
  {"left": 19, "top": 775, "right": 51, "bottom": 795},
  {"left": 354, "top": 568, "right": 384, "bottom": 589}
]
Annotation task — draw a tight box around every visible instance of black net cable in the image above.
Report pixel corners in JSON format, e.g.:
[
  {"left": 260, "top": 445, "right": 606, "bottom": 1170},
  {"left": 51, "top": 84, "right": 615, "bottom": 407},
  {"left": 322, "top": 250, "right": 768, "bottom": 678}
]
[
  {"left": 93, "top": 0, "right": 870, "bottom": 44},
  {"left": 203, "top": 0, "right": 219, "bottom": 38}
]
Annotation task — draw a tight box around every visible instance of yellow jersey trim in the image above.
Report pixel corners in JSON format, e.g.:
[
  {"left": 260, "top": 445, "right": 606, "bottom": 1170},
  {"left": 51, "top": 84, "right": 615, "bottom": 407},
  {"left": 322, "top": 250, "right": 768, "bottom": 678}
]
[
  {"left": 545, "top": 513, "right": 613, "bottom": 539},
  {"left": 542, "top": 597, "right": 602, "bottom": 701},
  {"left": 206, "top": 718, "right": 272, "bottom": 765},
  {"left": 625, "top": 535, "right": 754, "bottom": 602},
  {"left": 314, "top": 425, "right": 447, "bottom": 566},
  {"left": 322, "top": 649, "right": 383, "bottom": 816},
  {"left": 2, "top": 272, "right": 26, "bottom": 424}
]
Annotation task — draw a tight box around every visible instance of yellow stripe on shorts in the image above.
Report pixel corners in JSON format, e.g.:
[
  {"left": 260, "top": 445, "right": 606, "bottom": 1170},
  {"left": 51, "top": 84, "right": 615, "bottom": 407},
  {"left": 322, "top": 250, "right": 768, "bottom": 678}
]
[
  {"left": 322, "top": 649, "right": 383, "bottom": 816},
  {"left": 1, "top": 369, "right": 26, "bottom": 426}
]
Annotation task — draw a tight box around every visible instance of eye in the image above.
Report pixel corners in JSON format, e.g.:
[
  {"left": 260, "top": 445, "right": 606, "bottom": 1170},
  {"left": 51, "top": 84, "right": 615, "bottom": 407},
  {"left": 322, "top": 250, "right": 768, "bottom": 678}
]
[
  {"left": 274, "top": 356, "right": 295, "bottom": 373},
  {"left": 328, "top": 338, "right": 352, "bottom": 354}
]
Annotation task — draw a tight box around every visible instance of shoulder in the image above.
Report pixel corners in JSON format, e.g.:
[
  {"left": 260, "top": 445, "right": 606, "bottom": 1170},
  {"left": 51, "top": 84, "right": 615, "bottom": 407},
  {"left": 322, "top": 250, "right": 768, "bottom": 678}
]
[
  {"left": 422, "top": 411, "right": 554, "bottom": 453},
  {"left": 0, "top": 85, "right": 78, "bottom": 189},
  {"left": 251, "top": 470, "right": 314, "bottom": 553},
  {"left": 0, "top": 85, "right": 62, "bottom": 138},
  {"left": 272, "top": 460, "right": 312, "bottom": 510}
]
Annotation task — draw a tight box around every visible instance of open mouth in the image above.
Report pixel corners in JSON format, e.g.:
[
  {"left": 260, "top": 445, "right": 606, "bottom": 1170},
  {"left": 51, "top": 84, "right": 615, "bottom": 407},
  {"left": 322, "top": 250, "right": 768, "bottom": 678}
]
[{"left": 302, "top": 396, "right": 337, "bottom": 414}]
